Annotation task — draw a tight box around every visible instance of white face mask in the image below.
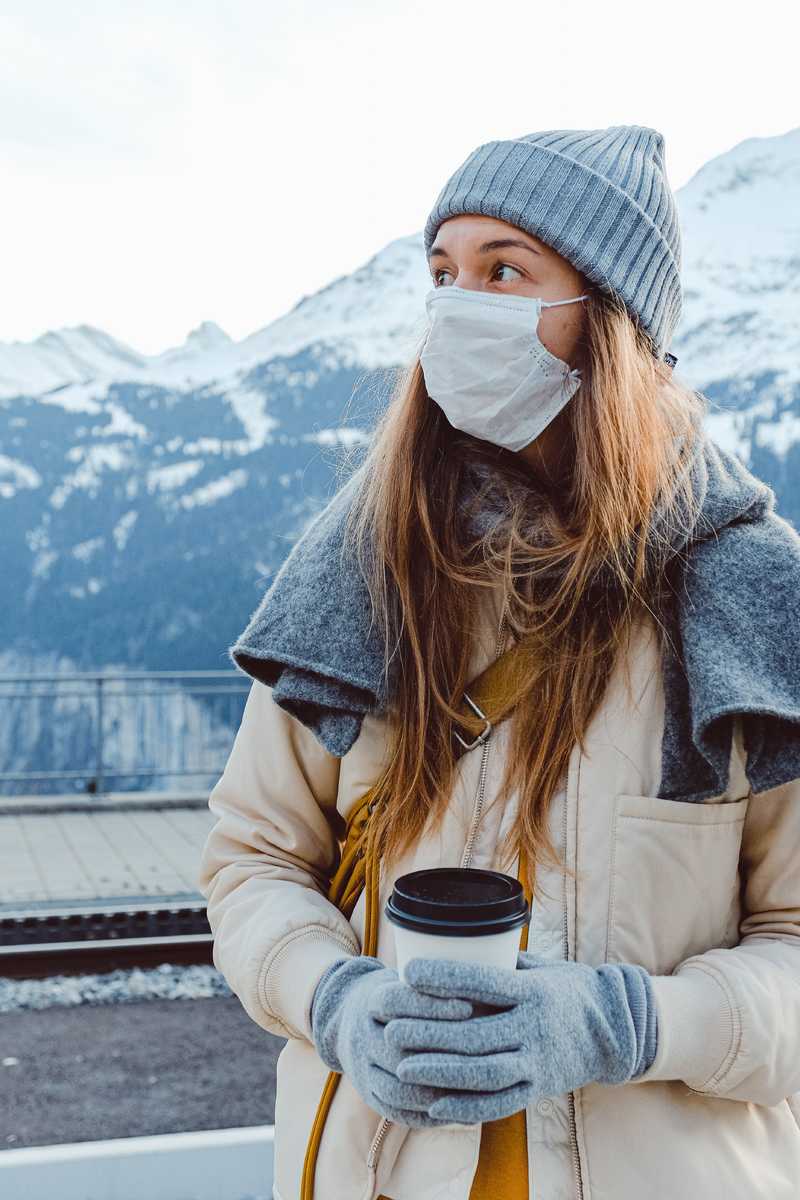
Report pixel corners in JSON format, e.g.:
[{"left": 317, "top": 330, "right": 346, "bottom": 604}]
[{"left": 419, "top": 285, "right": 589, "bottom": 453}]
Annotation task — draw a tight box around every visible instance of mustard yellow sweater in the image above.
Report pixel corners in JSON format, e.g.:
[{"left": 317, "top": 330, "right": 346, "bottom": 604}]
[{"left": 378, "top": 1107, "right": 528, "bottom": 1200}]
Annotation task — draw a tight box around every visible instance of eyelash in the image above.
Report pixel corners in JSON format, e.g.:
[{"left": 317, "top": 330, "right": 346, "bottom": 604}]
[{"left": 433, "top": 262, "right": 524, "bottom": 286}]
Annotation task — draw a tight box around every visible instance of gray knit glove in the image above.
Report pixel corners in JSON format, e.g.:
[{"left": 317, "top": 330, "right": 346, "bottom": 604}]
[
  {"left": 384, "top": 952, "right": 659, "bottom": 1123},
  {"left": 309, "top": 956, "right": 478, "bottom": 1128}
]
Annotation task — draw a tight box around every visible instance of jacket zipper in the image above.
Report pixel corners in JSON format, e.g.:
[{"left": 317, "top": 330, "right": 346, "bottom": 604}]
[
  {"left": 365, "top": 1119, "right": 390, "bottom": 1196},
  {"left": 364, "top": 602, "right": 509, "bottom": 1196},
  {"left": 461, "top": 605, "right": 507, "bottom": 871},
  {"left": 562, "top": 772, "right": 586, "bottom": 1199}
]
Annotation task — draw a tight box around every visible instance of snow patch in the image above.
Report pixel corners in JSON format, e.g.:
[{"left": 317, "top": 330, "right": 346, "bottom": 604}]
[
  {"left": 90, "top": 401, "right": 148, "bottom": 441},
  {"left": 68, "top": 576, "right": 105, "bottom": 598},
  {"left": 181, "top": 435, "right": 251, "bottom": 457},
  {"left": 755, "top": 411, "right": 800, "bottom": 457},
  {"left": 0, "top": 454, "right": 42, "bottom": 499},
  {"left": 72, "top": 536, "right": 105, "bottom": 562},
  {"left": 49, "top": 444, "right": 133, "bottom": 510},
  {"left": 32, "top": 549, "right": 58, "bottom": 579},
  {"left": 178, "top": 468, "right": 248, "bottom": 509},
  {"left": 703, "top": 412, "right": 752, "bottom": 461},
  {"left": 113, "top": 509, "right": 139, "bottom": 550},
  {"left": 146, "top": 459, "right": 205, "bottom": 494},
  {"left": 304, "top": 427, "right": 372, "bottom": 446},
  {"left": 30, "top": 380, "right": 108, "bottom": 413},
  {"left": 224, "top": 383, "right": 278, "bottom": 450}
]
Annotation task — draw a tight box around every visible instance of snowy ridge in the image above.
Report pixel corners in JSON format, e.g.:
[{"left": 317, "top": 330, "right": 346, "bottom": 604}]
[
  {"left": 676, "top": 125, "right": 800, "bottom": 388},
  {"left": 0, "top": 326, "right": 147, "bottom": 401}
]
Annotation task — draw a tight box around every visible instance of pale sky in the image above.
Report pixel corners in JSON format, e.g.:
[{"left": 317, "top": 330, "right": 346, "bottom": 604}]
[{"left": 1, "top": 0, "right": 796, "bottom": 355}]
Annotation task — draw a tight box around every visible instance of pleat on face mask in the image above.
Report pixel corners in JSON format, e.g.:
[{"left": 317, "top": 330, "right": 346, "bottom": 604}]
[{"left": 419, "top": 286, "right": 589, "bottom": 453}]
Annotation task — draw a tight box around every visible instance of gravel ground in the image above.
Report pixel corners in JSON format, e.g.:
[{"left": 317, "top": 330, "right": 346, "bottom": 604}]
[
  {"left": 0, "top": 985, "right": 285, "bottom": 1149},
  {"left": 0, "top": 963, "right": 233, "bottom": 1013}
]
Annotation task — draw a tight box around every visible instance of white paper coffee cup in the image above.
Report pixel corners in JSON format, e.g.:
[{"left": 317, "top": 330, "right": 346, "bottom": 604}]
[{"left": 384, "top": 867, "right": 529, "bottom": 982}]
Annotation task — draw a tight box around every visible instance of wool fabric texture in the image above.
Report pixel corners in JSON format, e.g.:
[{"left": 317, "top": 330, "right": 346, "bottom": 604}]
[
  {"left": 228, "top": 419, "right": 800, "bottom": 803},
  {"left": 390, "top": 953, "right": 657, "bottom": 1122},
  {"left": 423, "top": 124, "right": 682, "bottom": 360},
  {"left": 310, "top": 956, "right": 478, "bottom": 1128}
]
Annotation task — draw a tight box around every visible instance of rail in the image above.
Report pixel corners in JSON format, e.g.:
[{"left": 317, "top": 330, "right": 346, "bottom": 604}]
[
  {"left": 0, "top": 670, "right": 249, "bottom": 796},
  {"left": 0, "top": 899, "right": 214, "bottom": 978}
]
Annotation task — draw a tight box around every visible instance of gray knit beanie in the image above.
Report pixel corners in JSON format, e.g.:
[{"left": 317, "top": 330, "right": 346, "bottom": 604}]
[{"left": 423, "top": 124, "right": 682, "bottom": 362}]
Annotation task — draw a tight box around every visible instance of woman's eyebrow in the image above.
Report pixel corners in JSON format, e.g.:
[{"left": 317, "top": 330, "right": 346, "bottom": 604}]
[{"left": 429, "top": 237, "right": 543, "bottom": 259}]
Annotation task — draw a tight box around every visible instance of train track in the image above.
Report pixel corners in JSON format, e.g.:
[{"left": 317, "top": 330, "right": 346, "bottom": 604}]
[{"left": 0, "top": 900, "right": 214, "bottom": 978}]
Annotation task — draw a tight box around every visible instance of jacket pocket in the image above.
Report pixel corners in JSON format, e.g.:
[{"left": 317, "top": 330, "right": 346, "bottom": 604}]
[{"left": 606, "top": 792, "right": 750, "bottom": 977}]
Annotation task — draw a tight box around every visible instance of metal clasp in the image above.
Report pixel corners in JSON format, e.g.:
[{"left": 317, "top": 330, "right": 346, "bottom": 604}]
[{"left": 452, "top": 692, "right": 493, "bottom": 751}]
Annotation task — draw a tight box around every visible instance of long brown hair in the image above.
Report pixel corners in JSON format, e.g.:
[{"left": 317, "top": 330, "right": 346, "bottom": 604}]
[{"left": 337, "top": 283, "right": 705, "bottom": 903}]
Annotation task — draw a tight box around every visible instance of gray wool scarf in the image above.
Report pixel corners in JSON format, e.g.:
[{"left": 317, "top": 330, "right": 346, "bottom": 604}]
[{"left": 229, "top": 426, "right": 800, "bottom": 802}]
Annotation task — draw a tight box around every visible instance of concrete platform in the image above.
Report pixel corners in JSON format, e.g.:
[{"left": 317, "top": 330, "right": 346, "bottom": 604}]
[
  {"left": 0, "top": 799, "right": 216, "bottom": 911},
  {"left": 0, "top": 1125, "right": 275, "bottom": 1200},
  {"left": 0, "top": 790, "right": 211, "bottom": 815}
]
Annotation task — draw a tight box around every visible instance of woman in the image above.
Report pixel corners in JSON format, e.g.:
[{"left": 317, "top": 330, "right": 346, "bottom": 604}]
[{"left": 198, "top": 125, "right": 800, "bottom": 1200}]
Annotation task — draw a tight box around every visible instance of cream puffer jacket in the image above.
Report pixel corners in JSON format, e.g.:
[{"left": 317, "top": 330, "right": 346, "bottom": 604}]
[{"left": 197, "top": 587, "right": 800, "bottom": 1200}]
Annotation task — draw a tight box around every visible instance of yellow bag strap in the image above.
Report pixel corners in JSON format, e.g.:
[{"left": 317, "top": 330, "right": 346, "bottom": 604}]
[
  {"left": 301, "top": 805, "right": 384, "bottom": 1200},
  {"left": 301, "top": 637, "right": 535, "bottom": 1200},
  {"left": 451, "top": 634, "right": 535, "bottom": 756}
]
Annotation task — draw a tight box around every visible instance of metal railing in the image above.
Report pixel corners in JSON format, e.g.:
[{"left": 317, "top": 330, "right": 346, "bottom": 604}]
[{"left": 0, "top": 670, "right": 250, "bottom": 796}]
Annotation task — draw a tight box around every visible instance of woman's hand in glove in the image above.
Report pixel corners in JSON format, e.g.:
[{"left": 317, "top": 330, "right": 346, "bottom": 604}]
[
  {"left": 384, "top": 952, "right": 659, "bottom": 1124},
  {"left": 309, "top": 955, "right": 477, "bottom": 1128}
]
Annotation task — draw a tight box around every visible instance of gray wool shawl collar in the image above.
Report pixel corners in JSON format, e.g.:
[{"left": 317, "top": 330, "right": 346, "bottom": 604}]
[{"left": 229, "top": 433, "right": 800, "bottom": 802}]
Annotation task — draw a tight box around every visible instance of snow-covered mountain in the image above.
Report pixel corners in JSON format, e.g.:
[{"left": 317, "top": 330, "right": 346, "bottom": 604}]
[
  {"left": 152, "top": 320, "right": 234, "bottom": 369},
  {"left": 0, "top": 325, "right": 148, "bottom": 399},
  {"left": 0, "top": 125, "right": 798, "bottom": 790},
  {"left": 0, "top": 236, "right": 432, "bottom": 404},
  {"left": 676, "top": 125, "right": 800, "bottom": 468}
]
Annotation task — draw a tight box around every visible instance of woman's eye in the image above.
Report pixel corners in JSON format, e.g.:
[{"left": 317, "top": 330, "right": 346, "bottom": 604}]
[
  {"left": 494, "top": 263, "right": 523, "bottom": 282},
  {"left": 432, "top": 269, "right": 453, "bottom": 287}
]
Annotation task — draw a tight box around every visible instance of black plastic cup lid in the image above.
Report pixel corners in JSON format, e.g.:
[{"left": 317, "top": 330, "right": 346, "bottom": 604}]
[{"left": 384, "top": 867, "right": 530, "bottom": 938}]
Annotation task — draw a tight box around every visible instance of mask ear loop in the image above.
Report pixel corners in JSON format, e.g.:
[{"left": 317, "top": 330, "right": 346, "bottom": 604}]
[
  {"left": 533, "top": 294, "right": 590, "bottom": 378},
  {"left": 544, "top": 294, "right": 678, "bottom": 372},
  {"left": 539, "top": 294, "right": 590, "bottom": 308}
]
